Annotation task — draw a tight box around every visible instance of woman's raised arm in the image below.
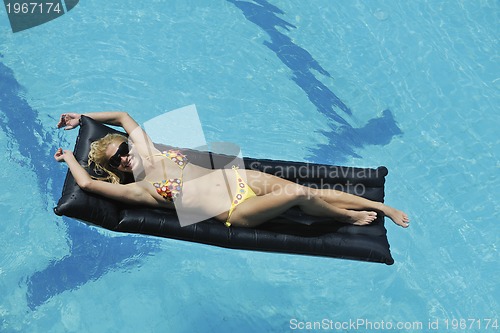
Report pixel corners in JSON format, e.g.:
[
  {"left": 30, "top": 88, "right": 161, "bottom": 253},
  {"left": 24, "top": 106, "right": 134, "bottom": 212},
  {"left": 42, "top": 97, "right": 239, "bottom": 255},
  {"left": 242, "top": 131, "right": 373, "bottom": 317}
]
[
  {"left": 57, "top": 111, "right": 159, "bottom": 157},
  {"left": 58, "top": 111, "right": 139, "bottom": 134},
  {"left": 54, "top": 148, "right": 152, "bottom": 205}
]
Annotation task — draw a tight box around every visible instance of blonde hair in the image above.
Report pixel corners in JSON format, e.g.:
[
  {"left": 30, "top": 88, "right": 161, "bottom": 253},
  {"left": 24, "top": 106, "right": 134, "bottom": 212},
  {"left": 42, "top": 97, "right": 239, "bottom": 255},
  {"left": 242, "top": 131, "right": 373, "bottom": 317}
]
[{"left": 88, "top": 133, "right": 128, "bottom": 184}]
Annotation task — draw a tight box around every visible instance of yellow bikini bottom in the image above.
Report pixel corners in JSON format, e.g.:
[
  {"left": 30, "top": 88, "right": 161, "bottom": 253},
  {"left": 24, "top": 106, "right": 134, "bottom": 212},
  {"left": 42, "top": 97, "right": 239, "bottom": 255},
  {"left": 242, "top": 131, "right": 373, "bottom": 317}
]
[{"left": 225, "top": 166, "right": 256, "bottom": 227}]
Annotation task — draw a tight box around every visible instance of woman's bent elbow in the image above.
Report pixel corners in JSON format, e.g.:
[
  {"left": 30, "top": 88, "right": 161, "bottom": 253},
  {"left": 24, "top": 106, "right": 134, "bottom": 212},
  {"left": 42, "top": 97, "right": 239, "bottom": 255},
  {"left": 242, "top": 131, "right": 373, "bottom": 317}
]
[
  {"left": 121, "top": 112, "right": 133, "bottom": 121},
  {"left": 78, "top": 180, "right": 93, "bottom": 191}
]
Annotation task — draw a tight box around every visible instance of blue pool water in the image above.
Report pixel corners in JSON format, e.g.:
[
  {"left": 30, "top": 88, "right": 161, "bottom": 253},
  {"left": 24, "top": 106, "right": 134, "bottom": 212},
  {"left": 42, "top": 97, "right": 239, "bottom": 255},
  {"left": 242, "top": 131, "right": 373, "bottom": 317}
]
[{"left": 0, "top": 1, "right": 498, "bottom": 332}]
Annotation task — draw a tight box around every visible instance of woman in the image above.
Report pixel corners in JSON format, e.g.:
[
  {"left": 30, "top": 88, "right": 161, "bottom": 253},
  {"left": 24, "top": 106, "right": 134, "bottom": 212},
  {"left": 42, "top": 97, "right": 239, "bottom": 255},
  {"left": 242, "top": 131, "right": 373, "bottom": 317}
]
[{"left": 55, "top": 111, "right": 410, "bottom": 228}]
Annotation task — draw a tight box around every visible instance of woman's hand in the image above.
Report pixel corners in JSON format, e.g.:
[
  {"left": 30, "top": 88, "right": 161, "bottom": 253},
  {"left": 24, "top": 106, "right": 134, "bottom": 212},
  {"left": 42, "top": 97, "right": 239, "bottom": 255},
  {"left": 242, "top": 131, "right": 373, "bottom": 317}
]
[
  {"left": 54, "top": 148, "right": 73, "bottom": 162},
  {"left": 57, "top": 113, "right": 81, "bottom": 130}
]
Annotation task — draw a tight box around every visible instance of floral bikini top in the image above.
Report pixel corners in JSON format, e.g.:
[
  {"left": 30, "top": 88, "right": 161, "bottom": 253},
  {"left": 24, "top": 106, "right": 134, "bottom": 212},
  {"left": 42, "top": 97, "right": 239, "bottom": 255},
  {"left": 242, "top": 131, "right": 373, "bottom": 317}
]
[{"left": 151, "top": 150, "right": 188, "bottom": 202}]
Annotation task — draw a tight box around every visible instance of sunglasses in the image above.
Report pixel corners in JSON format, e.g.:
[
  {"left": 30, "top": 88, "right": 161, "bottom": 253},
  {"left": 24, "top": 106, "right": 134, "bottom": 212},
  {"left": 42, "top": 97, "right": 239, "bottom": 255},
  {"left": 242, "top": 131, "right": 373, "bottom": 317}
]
[{"left": 108, "top": 142, "right": 129, "bottom": 168}]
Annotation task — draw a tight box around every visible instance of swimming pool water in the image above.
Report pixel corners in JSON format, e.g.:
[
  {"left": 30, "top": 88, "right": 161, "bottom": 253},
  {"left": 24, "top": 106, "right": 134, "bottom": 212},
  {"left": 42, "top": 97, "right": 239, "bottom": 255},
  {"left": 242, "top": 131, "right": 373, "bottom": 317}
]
[{"left": 0, "top": 1, "right": 498, "bottom": 332}]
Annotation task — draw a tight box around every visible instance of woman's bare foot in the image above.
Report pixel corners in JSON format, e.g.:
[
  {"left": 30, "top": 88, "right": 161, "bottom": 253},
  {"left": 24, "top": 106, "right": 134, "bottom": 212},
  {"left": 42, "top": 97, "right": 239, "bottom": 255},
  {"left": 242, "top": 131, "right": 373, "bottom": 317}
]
[
  {"left": 383, "top": 205, "right": 410, "bottom": 228},
  {"left": 346, "top": 210, "right": 378, "bottom": 225}
]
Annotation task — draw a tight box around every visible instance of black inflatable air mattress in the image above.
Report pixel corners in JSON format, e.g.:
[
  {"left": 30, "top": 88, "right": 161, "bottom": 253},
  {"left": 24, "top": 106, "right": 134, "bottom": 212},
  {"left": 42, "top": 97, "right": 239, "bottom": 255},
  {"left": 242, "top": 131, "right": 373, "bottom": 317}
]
[{"left": 54, "top": 116, "right": 394, "bottom": 265}]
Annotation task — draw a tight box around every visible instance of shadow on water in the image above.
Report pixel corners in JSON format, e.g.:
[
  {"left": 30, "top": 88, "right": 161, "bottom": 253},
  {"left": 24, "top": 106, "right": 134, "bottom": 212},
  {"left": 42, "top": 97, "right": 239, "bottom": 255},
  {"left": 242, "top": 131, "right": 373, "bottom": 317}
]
[
  {"left": 227, "top": 0, "right": 402, "bottom": 164},
  {"left": 0, "top": 59, "right": 159, "bottom": 310}
]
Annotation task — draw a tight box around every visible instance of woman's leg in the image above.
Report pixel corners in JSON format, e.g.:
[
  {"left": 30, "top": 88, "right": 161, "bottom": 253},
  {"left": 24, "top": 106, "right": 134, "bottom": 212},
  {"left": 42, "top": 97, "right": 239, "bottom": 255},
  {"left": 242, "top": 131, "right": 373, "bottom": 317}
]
[
  {"left": 227, "top": 186, "right": 378, "bottom": 228},
  {"left": 244, "top": 170, "right": 409, "bottom": 227},
  {"left": 315, "top": 189, "right": 410, "bottom": 227}
]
